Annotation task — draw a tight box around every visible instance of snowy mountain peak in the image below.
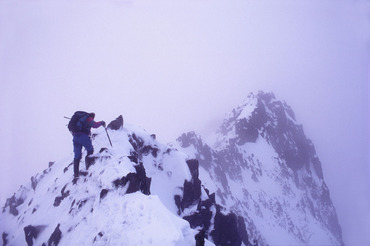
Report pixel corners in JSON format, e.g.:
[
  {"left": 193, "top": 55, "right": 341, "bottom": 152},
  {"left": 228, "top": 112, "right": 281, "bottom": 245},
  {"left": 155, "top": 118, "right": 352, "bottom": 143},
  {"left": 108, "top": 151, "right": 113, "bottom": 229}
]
[
  {"left": 177, "top": 91, "right": 343, "bottom": 245},
  {"left": 216, "top": 91, "right": 318, "bottom": 174}
]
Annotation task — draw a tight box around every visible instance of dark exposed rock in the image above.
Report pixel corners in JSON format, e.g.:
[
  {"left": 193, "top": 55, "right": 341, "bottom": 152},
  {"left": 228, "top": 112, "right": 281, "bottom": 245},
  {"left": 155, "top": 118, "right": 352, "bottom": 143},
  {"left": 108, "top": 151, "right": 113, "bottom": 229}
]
[
  {"left": 182, "top": 178, "right": 201, "bottom": 210},
  {"left": 99, "top": 147, "right": 108, "bottom": 153},
  {"left": 53, "top": 184, "right": 70, "bottom": 207},
  {"left": 175, "top": 159, "right": 202, "bottom": 212},
  {"left": 186, "top": 159, "right": 199, "bottom": 179},
  {"left": 2, "top": 232, "right": 8, "bottom": 246},
  {"left": 113, "top": 178, "right": 124, "bottom": 187},
  {"left": 68, "top": 200, "right": 76, "bottom": 214},
  {"left": 195, "top": 230, "right": 206, "bottom": 246},
  {"left": 125, "top": 173, "right": 141, "bottom": 194},
  {"left": 177, "top": 132, "right": 213, "bottom": 169},
  {"left": 114, "top": 173, "right": 139, "bottom": 194},
  {"left": 113, "top": 163, "right": 151, "bottom": 195},
  {"left": 107, "top": 115, "right": 124, "bottom": 130},
  {"left": 183, "top": 198, "right": 214, "bottom": 233},
  {"left": 47, "top": 224, "right": 62, "bottom": 246},
  {"left": 53, "top": 197, "right": 63, "bottom": 207},
  {"left": 312, "top": 157, "right": 324, "bottom": 179},
  {"left": 93, "top": 232, "right": 104, "bottom": 243},
  {"left": 31, "top": 176, "right": 38, "bottom": 191},
  {"left": 63, "top": 163, "right": 73, "bottom": 173},
  {"left": 177, "top": 133, "right": 231, "bottom": 192},
  {"left": 85, "top": 149, "right": 112, "bottom": 170},
  {"left": 176, "top": 163, "right": 198, "bottom": 207},
  {"left": 173, "top": 195, "right": 181, "bottom": 215},
  {"left": 3, "top": 194, "right": 25, "bottom": 216},
  {"left": 24, "top": 225, "right": 46, "bottom": 246},
  {"left": 77, "top": 199, "right": 88, "bottom": 210},
  {"left": 176, "top": 158, "right": 252, "bottom": 246},
  {"left": 85, "top": 155, "right": 96, "bottom": 170},
  {"left": 134, "top": 164, "right": 151, "bottom": 195},
  {"left": 235, "top": 118, "right": 258, "bottom": 144},
  {"left": 100, "top": 189, "right": 109, "bottom": 199},
  {"left": 128, "top": 152, "right": 139, "bottom": 164},
  {"left": 210, "top": 207, "right": 249, "bottom": 246},
  {"left": 129, "top": 133, "right": 144, "bottom": 151},
  {"left": 142, "top": 145, "right": 159, "bottom": 158},
  {"left": 177, "top": 132, "right": 194, "bottom": 148},
  {"left": 237, "top": 216, "right": 250, "bottom": 246},
  {"left": 67, "top": 198, "right": 88, "bottom": 214},
  {"left": 129, "top": 133, "right": 159, "bottom": 159}
]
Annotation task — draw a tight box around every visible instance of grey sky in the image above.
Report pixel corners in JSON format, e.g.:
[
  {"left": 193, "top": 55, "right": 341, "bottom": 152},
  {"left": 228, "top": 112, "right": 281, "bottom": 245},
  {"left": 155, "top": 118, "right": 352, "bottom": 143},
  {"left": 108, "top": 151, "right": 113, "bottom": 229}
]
[{"left": 0, "top": 0, "right": 369, "bottom": 244}]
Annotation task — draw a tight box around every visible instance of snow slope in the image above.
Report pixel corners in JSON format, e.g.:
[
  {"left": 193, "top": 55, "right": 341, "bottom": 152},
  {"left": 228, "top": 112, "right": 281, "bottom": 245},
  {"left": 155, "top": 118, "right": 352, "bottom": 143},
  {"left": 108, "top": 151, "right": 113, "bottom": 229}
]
[{"left": 1, "top": 122, "right": 212, "bottom": 246}]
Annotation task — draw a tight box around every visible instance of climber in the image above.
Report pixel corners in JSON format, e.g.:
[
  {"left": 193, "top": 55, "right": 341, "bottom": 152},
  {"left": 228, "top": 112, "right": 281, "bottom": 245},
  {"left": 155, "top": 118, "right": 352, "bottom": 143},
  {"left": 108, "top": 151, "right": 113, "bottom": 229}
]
[{"left": 68, "top": 111, "right": 105, "bottom": 181}]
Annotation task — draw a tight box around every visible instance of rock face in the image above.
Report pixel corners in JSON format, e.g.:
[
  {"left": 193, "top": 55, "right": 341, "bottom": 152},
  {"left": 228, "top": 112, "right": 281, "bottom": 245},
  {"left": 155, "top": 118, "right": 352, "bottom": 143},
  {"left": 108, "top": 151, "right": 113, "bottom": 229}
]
[
  {"left": 107, "top": 115, "right": 124, "bottom": 130},
  {"left": 175, "top": 159, "right": 251, "bottom": 246},
  {"left": 176, "top": 91, "right": 343, "bottom": 245}
]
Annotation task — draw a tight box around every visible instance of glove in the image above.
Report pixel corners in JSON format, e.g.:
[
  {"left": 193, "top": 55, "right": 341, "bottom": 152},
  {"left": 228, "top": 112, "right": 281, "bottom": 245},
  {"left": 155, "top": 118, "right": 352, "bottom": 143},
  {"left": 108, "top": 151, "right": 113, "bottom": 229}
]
[{"left": 101, "top": 121, "right": 106, "bottom": 127}]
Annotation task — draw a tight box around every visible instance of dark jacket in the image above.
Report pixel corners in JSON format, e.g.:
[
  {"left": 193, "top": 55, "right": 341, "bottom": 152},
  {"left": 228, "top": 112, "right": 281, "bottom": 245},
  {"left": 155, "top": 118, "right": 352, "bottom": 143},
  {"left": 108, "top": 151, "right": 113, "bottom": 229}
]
[{"left": 73, "top": 116, "right": 104, "bottom": 136}]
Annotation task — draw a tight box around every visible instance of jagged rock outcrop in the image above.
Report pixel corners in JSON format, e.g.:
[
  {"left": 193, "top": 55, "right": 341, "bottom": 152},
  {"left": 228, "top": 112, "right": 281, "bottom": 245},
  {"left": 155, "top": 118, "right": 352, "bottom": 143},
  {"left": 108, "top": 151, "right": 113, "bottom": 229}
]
[
  {"left": 47, "top": 224, "right": 62, "bottom": 246},
  {"left": 175, "top": 159, "right": 251, "bottom": 246},
  {"left": 126, "top": 133, "right": 251, "bottom": 245},
  {"left": 24, "top": 225, "right": 46, "bottom": 246},
  {"left": 113, "top": 163, "right": 151, "bottom": 195},
  {"left": 107, "top": 115, "right": 124, "bottom": 130}
]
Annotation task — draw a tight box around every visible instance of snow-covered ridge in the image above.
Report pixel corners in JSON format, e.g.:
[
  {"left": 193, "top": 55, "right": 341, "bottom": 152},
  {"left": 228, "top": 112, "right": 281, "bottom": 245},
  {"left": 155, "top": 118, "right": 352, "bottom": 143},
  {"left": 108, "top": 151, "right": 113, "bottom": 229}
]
[
  {"left": 1, "top": 116, "right": 248, "bottom": 246},
  {"left": 1, "top": 91, "right": 343, "bottom": 246},
  {"left": 1, "top": 123, "right": 192, "bottom": 245}
]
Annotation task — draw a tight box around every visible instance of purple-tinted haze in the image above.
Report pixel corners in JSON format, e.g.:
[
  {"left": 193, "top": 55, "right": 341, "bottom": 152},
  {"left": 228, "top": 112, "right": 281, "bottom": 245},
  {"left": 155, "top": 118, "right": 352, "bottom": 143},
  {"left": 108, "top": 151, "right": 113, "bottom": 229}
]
[{"left": 0, "top": 0, "right": 368, "bottom": 245}]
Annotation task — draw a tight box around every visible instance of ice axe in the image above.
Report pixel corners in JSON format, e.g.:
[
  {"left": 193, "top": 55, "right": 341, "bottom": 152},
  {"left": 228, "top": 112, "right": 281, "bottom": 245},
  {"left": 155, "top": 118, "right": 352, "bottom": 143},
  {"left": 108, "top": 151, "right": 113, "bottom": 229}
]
[{"left": 105, "top": 127, "right": 113, "bottom": 147}]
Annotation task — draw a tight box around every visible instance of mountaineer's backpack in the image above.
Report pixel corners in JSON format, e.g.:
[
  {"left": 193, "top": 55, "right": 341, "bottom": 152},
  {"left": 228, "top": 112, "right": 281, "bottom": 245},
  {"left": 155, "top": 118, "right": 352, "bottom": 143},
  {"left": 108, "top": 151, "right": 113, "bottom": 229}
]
[{"left": 68, "top": 111, "right": 90, "bottom": 134}]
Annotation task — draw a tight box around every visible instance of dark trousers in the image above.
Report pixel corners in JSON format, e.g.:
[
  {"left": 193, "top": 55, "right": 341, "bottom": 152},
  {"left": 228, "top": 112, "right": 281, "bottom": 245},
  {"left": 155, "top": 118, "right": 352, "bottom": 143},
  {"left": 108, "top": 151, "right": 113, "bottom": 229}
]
[{"left": 73, "top": 134, "right": 94, "bottom": 176}]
